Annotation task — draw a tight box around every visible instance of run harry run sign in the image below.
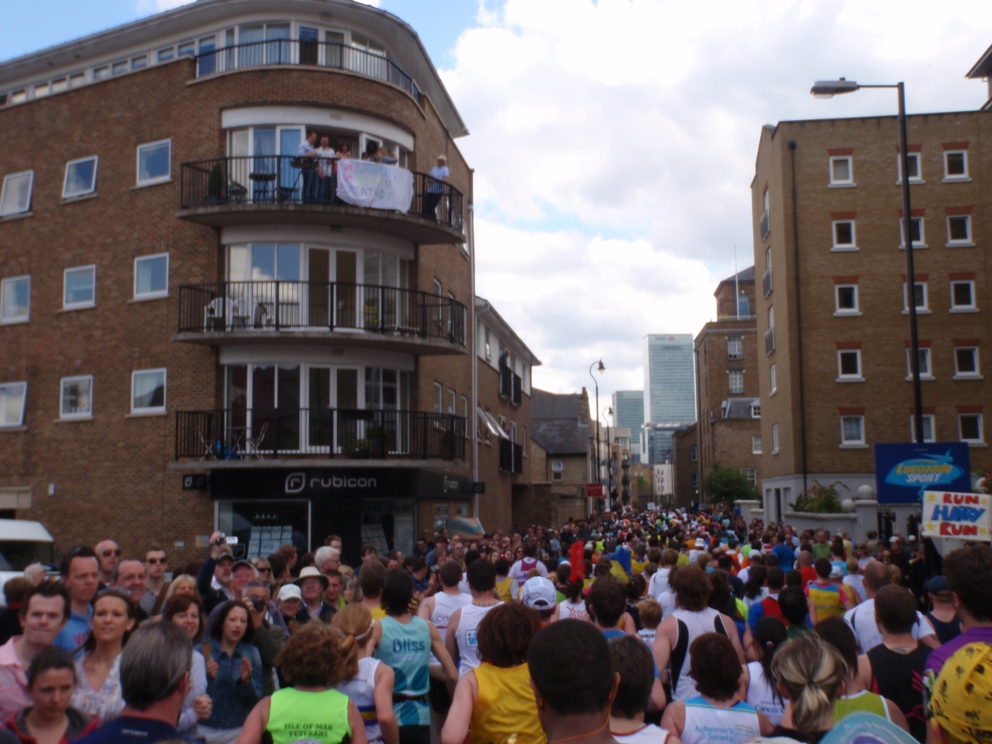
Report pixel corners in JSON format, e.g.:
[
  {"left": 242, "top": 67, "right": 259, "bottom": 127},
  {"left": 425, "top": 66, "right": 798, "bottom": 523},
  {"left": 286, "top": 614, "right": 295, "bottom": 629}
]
[{"left": 921, "top": 491, "right": 991, "bottom": 540}]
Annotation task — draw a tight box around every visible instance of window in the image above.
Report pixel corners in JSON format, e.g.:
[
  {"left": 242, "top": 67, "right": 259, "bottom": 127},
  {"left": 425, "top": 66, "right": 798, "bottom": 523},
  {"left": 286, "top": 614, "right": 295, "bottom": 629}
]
[
  {"left": 689, "top": 445, "right": 698, "bottom": 462},
  {"left": 751, "top": 403, "right": 761, "bottom": 419},
  {"left": 447, "top": 389, "right": 456, "bottom": 415},
  {"left": 136, "top": 139, "right": 171, "bottom": 185},
  {"left": 840, "top": 416, "right": 865, "bottom": 446},
  {"left": 837, "top": 350, "right": 862, "bottom": 381},
  {"left": 552, "top": 460, "right": 563, "bottom": 482},
  {"left": 741, "top": 468, "right": 757, "bottom": 486},
  {"left": 690, "top": 472, "right": 699, "bottom": 488},
  {"left": 433, "top": 382, "right": 443, "bottom": 413},
  {"left": 158, "top": 47, "right": 175, "bottom": 62},
  {"left": 829, "top": 156, "right": 853, "bottom": 186},
  {"left": 944, "top": 151, "right": 968, "bottom": 180},
  {"left": 752, "top": 435, "right": 762, "bottom": 454},
  {"left": 178, "top": 41, "right": 196, "bottom": 57},
  {"left": 461, "top": 395, "right": 469, "bottom": 439},
  {"left": 134, "top": 254, "right": 169, "bottom": 299},
  {"left": 947, "top": 215, "right": 973, "bottom": 245},
  {"left": 769, "top": 364, "right": 777, "bottom": 394},
  {"left": 954, "top": 347, "right": 981, "bottom": 378},
  {"left": 772, "top": 424, "right": 779, "bottom": 454},
  {"left": 111, "top": 61, "right": 128, "bottom": 75},
  {"left": 903, "top": 282, "right": 928, "bottom": 313},
  {"left": 34, "top": 83, "right": 49, "bottom": 99},
  {"left": 906, "top": 348, "right": 932, "bottom": 379},
  {"left": 93, "top": 67, "right": 108, "bottom": 81},
  {"left": 69, "top": 74, "right": 85, "bottom": 89},
  {"left": 728, "top": 369, "right": 744, "bottom": 394},
  {"left": 131, "top": 369, "right": 166, "bottom": 413},
  {"left": 433, "top": 279, "right": 442, "bottom": 296},
  {"left": 522, "top": 426, "right": 527, "bottom": 456},
  {"left": 131, "top": 55, "right": 147, "bottom": 69},
  {"left": 832, "top": 220, "right": 856, "bottom": 250},
  {"left": 0, "top": 382, "right": 27, "bottom": 427},
  {"left": 63, "top": 156, "right": 98, "bottom": 198},
  {"left": 835, "top": 285, "right": 859, "bottom": 315},
  {"left": 911, "top": 414, "right": 936, "bottom": 444},
  {"left": 0, "top": 171, "right": 33, "bottom": 216},
  {"left": 951, "top": 281, "right": 976, "bottom": 311},
  {"left": 63, "top": 266, "right": 96, "bottom": 309},
  {"left": 959, "top": 414, "right": 984, "bottom": 444},
  {"left": 727, "top": 335, "right": 742, "bottom": 360},
  {"left": 0, "top": 276, "right": 29, "bottom": 324},
  {"left": 51, "top": 78, "right": 68, "bottom": 94},
  {"left": 60, "top": 376, "right": 93, "bottom": 419},
  {"left": 484, "top": 327, "right": 491, "bottom": 361},
  {"left": 897, "top": 152, "right": 922, "bottom": 183},
  {"left": 900, "top": 217, "right": 925, "bottom": 248}
]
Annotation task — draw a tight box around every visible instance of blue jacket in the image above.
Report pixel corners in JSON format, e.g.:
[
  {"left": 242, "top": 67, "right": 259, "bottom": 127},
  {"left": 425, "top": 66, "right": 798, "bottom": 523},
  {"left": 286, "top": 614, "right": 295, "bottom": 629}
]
[{"left": 201, "top": 639, "right": 262, "bottom": 730}]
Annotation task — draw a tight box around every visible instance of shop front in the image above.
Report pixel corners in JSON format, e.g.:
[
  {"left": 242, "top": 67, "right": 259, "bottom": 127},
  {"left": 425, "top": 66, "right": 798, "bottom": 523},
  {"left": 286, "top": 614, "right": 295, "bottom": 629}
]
[{"left": 210, "top": 467, "right": 472, "bottom": 564}]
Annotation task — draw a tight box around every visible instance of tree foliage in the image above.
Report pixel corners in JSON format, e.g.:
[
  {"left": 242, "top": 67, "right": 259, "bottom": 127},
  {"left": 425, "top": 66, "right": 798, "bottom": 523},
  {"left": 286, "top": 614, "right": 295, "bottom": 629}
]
[{"left": 703, "top": 464, "right": 759, "bottom": 506}]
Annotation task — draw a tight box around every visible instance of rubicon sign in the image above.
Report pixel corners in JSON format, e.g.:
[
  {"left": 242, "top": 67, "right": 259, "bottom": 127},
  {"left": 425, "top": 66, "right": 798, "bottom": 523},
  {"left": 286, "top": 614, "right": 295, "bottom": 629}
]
[{"left": 285, "top": 472, "right": 379, "bottom": 494}]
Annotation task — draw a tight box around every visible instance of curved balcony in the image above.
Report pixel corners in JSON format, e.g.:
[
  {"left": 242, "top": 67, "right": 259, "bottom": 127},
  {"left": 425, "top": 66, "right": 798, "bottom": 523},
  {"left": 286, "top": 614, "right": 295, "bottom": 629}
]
[
  {"left": 195, "top": 40, "right": 422, "bottom": 103},
  {"left": 175, "top": 408, "right": 466, "bottom": 463},
  {"left": 175, "top": 281, "right": 467, "bottom": 355},
  {"left": 178, "top": 157, "right": 465, "bottom": 244}
]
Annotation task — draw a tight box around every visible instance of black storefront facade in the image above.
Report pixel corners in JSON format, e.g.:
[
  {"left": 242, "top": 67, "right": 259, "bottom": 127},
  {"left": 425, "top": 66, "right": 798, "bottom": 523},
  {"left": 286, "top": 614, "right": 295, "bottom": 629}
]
[{"left": 209, "top": 466, "right": 473, "bottom": 564}]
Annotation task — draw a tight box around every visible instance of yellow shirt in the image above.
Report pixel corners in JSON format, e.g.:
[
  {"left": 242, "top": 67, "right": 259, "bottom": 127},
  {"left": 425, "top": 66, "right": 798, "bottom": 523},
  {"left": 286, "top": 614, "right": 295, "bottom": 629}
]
[
  {"left": 631, "top": 557, "right": 648, "bottom": 576},
  {"left": 472, "top": 662, "right": 547, "bottom": 744},
  {"left": 495, "top": 576, "right": 515, "bottom": 604}
]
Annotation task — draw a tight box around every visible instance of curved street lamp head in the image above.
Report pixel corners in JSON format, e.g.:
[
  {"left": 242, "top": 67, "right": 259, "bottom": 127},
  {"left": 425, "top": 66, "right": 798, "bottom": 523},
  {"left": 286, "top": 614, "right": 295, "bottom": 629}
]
[
  {"left": 596, "top": 360, "right": 606, "bottom": 373},
  {"left": 811, "top": 78, "right": 860, "bottom": 99}
]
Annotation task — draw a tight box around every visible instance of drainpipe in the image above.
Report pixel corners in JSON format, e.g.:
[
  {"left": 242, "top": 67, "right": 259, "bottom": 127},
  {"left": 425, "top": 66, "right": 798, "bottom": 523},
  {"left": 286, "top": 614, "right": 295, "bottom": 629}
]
[
  {"left": 788, "top": 140, "right": 809, "bottom": 497},
  {"left": 468, "top": 171, "right": 479, "bottom": 519}
]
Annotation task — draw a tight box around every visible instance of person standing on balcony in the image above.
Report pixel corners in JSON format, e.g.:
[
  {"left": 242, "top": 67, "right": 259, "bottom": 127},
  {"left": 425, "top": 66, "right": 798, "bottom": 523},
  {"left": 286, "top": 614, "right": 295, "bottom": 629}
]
[
  {"left": 422, "top": 155, "right": 448, "bottom": 221},
  {"left": 316, "top": 135, "right": 336, "bottom": 203},
  {"left": 298, "top": 131, "right": 318, "bottom": 203}
]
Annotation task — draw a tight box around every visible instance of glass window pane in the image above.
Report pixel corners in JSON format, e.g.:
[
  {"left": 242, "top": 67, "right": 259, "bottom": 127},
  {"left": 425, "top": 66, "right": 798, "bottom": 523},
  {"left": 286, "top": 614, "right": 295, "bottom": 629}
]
[
  {"left": 64, "top": 268, "right": 95, "bottom": 306},
  {"left": 131, "top": 55, "right": 147, "bottom": 69},
  {"left": 832, "top": 159, "right": 850, "bottom": 181},
  {"left": 956, "top": 349, "right": 977, "bottom": 373},
  {"left": 138, "top": 141, "right": 170, "bottom": 183},
  {"left": 843, "top": 417, "right": 862, "bottom": 442},
  {"left": 949, "top": 216, "right": 970, "bottom": 241},
  {"left": 64, "top": 158, "right": 97, "bottom": 197},
  {"left": 158, "top": 48, "right": 175, "bottom": 62},
  {"left": 0, "top": 172, "right": 33, "bottom": 215},
  {"left": 961, "top": 416, "right": 982, "bottom": 441},
  {"left": 133, "top": 370, "right": 165, "bottom": 411},
  {"left": 946, "top": 152, "right": 966, "bottom": 176},
  {"left": 0, "top": 383, "right": 27, "bottom": 426},
  {"left": 135, "top": 255, "right": 168, "bottom": 296},
  {"left": 61, "top": 377, "right": 92, "bottom": 416},
  {"left": 112, "top": 61, "right": 128, "bottom": 75},
  {"left": 1, "top": 277, "right": 30, "bottom": 321},
  {"left": 952, "top": 283, "right": 973, "bottom": 307}
]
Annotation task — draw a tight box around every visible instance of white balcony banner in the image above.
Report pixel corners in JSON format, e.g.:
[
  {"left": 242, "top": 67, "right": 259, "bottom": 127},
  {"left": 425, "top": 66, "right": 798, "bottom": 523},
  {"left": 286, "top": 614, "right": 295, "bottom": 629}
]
[{"left": 335, "top": 159, "right": 414, "bottom": 211}]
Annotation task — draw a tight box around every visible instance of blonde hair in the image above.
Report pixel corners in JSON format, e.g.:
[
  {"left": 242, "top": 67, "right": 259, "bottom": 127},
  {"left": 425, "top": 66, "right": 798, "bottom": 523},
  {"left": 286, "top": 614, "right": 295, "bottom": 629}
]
[
  {"left": 771, "top": 633, "right": 847, "bottom": 736},
  {"left": 636, "top": 598, "right": 662, "bottom": 630},
  {"left": 329, "top": 603, "right": 372, "bottom": 680},
  {"left": 165, "top": 574, "right": 197, "bottom": 601}
]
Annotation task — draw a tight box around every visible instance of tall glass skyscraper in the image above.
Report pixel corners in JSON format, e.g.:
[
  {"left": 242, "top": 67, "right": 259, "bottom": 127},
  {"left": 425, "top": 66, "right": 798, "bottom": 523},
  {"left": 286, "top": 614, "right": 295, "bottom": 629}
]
[
  {"left": 641, "top": 334, "right": 696, "bottom": 463},
  {"left": 612, "top": 391, "right": 644, "bottom": 462}
]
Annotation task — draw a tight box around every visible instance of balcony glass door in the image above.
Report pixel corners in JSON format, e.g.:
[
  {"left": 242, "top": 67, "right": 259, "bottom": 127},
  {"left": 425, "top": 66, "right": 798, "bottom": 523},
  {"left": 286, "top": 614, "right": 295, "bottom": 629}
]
[
  {"left": 333, "top": 249, "right": 360, "bottom": 329},
  {"left": 306, "top": 247, "right": 330, "bottom": 327},
  {"left": 307, "top": 367, "right": 332, "bottom": 451},
  {"left": 336, "top": 368, "right": 360, "bottom": 454},
  {"left": 250, "top": 244, "right": 301, "bottom": 328},
  {"left": 251, "top": 365, "right": 300, "bottom": 451},
  {"left": 299, "top": 27, "right": 319, "bottom": 65}
]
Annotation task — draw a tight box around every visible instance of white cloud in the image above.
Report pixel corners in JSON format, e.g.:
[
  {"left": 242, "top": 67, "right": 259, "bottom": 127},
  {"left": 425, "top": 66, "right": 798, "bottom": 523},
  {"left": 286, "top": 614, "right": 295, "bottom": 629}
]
[
  {"left": 135, "top": 0, "right": 194, "bottom": 12},
  {"left": 441, "top": 0, "right": 992, "bottom": 402}
]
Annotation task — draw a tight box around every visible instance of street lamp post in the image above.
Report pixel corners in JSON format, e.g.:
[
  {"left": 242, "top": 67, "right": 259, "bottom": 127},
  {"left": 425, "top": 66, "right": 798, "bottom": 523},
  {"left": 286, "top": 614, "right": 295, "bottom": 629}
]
[
  {"left": 811, "top": 79, "right": 925, "bottom": 443},
  {"left": 589, "top": 359, "right": 605, "bottom": 515}
]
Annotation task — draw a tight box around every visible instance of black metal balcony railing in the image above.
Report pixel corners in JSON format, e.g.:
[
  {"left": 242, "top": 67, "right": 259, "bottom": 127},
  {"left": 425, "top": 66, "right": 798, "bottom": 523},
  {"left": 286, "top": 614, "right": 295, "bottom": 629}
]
[
  {"left": 195, "top": 40, "right": 422, "bottom": 102},
  {"left": 498, "top": 369, "right": 523, "bottom": 406},
  {"left": 176, "top": 408, "right": 466, "bottom": 460},
  {"left": 178, "top": 281, "right": 466, "bottom": 346},
  {"left": 179, "top": 156, "right": 464, "bottom": 231},
  {"left": 499, "top": 439, "right": 523, "bottom": 474}
]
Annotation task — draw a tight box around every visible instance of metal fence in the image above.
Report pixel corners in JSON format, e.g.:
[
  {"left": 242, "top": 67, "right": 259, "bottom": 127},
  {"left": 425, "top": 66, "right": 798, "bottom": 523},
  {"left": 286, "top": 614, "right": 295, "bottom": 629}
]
[{"left": 176, "top": 408, "right": 466, "bottom": 460}]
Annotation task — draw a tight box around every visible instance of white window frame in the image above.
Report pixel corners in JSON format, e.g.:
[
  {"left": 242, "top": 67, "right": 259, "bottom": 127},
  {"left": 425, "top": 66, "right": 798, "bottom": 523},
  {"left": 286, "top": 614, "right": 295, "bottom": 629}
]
[
  {"left": 959, "top": 414, "right": 985, "bottom": 445},
  {"left": 769, "top": 363, "right": 777, "bottom": 395},
  {"left": 840, "top": 415, "right": 865, "bottom": 446},
  {"left": 771, "top": 423, "right": 779, "bottom": 454},
  {"left": 133, "top": 253, "right": 169, "bottom": 300},
  {"left": 752, "top": 435, "right": 762, "bottom": 454},
  {"left": 834, "top": 284, "right": 859, "bottom": 316},
  {"left": 741, "top": 468, "right": 757, "bottom": 486},
  {"left": 60, "top": 375, "right": 93, "bottom": 420},
  {"left": 0, "top": 382, "right": 27, "bottom": 428},
  {"left": 829, "top": 156, "right": 854, "bottom": 187},
  {"left": 831, "top": 220, "right": 857, "bottom": 251},
  {"left": 447, "top": 388, "right": 456, "bottom": 415},
  {"left": 751, "top": 403, "right": 761, "bottom": 419},
  {"left": 727, "top": 335, "right": 743, "bottom": 360},
  {"left": 689, "top": 445, "right": 698, "bottom": 462},
  {"left": 954, "top": 347, "right": 981, "bottom": 379},
  {"left": 552, "top": 460, "right": 563, "bottom": 482},
  {"left": 0, "top": 276, "right": 30, "bottom": 324},
  {"left": 131, "top": 369, "right": 167, "bottom": 414},
  {"left": 950, "top": 281, "right": 977, "bottom": 312},
  {"left": 136, "top": 139, "right": 172, "bottom": 186},
  {"left": 943, "top": 150, "right": 969, "bottom": 181},
  {"left": 433, "top": 382, "right": 443, "bottom": 413},
  {"left": 728, "top": 369, "right": 744, "bottom": 394},
  {"left": 902, "top": 282, "right": 929, "bottom": 314},
  {"left": 0, "top": 170, "right": 34, "bottom": 216},
  {"left": 837, "top": 349, "right": 863, "bottom": 382},
  {"left": 906, "top": 347, "right": 933, "bottom": 380},
  {"left": 911, "top": 414, "right": 936, "bottom": 444},
  {"left": 899, "top": 217, "right": 926, "bottom": 249},
  {"left": 946, "top": 215, "right": 974, "bottom": 247},
  {"left": 63, "top": 265, "right": 96, "bottom": 310},
  {"left": 897, "top": 152, "right": 923, "bottom": 184},
  {"left": 62, "top": 156, "right": 98, "bottom": 198}
]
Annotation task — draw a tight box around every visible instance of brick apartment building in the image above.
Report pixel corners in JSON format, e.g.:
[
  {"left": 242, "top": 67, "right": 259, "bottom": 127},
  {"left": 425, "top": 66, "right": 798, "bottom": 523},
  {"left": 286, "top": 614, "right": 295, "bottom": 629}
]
[
  {"left": 0, "top": 0, "right": 516, "bottom": 565},
  {"left": 692, "top": 268, "right": 761, "bottom": 498},
  {"left": 671, "top": 425, "right": 697, "bottom": 506},
  {"left": 529, "top": 389, "right": 594, "bottom": 524},
  {"left": 752, "top": 59, "right": 992, "bottom": 523}
]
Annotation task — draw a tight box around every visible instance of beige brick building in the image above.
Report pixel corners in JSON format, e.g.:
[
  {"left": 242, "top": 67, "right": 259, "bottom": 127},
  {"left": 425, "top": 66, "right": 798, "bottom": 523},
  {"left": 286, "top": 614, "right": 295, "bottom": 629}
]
[
  {"left": 529, "top": 389, "right": 595, "bottom": 523},
  {"left": 752, "top": 67, "right": 992, "bottom": 524},
  {"left": 0, "top": 0, "right": 521, "bottom": 565}
]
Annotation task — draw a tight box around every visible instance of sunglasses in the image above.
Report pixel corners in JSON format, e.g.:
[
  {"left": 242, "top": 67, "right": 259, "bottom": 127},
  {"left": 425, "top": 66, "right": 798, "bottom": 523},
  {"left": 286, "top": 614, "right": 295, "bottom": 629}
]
[
  {"left": 146, "top": 558, "right": 167, "bottom": 564},
  {"left": 102, "top": 549, "right": 122, "bottom": 557},
  {"left": 256, "top": 567, "right": 272, "bottom": 575}
]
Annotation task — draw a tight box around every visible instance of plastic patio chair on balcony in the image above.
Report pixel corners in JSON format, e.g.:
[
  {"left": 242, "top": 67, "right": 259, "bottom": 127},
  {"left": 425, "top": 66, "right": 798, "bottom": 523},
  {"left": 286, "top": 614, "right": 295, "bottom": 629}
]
[{"left": 243, "top": 423, "right": 269, "bottom": 460}]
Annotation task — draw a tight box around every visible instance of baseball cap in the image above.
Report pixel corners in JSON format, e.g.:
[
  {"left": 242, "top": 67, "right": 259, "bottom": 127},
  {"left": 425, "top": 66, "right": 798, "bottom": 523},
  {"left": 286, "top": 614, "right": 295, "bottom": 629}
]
[
  {"left": 927, "top": 576, "right": 951, "bottom": 595},
  {"left": 829, "top": 566, "right": 844, "bottom": 579},
  {"left": 931, "top": 643, "right": 992, "bottom": 742},
  {"left": 216, "top": 549, "right": 234, "bottom": 563},
  {"left": 521, "top": 577, "right": 557, "bottom": 609},
  {"left": 277, "top": 584, "right": 302, "bottom": 602},
  {"left": 232, "top": 559, "right": 256, "bottom": 572}
]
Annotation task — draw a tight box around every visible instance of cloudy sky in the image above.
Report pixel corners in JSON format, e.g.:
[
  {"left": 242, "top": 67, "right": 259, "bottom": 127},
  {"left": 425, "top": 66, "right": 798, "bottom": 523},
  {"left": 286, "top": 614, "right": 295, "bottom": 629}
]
[{"left": 3, "top": 0, "right": 991, "bottom": 412}]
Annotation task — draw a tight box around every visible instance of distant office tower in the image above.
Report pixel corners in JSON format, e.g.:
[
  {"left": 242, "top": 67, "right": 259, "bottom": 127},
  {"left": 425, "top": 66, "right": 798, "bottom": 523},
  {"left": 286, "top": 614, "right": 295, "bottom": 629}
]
[
  {"left": 642, "top": 335, "right": 696, "bottom": 464},
  {"left": 612, "top": 391, "right": 643, "bottom": 461}
]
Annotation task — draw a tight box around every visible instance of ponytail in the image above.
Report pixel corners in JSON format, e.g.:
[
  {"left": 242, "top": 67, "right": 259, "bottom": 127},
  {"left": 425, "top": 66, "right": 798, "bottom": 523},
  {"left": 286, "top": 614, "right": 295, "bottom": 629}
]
[{"left": 330, "top": 604, "right": 374, "bottom": 681}]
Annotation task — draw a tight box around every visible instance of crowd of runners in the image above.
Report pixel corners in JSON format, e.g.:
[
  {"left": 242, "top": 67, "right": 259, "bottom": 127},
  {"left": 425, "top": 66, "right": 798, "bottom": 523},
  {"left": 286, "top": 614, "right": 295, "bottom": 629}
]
[{"left": 0, "top": 507, "right": 988, "bottom": 744}]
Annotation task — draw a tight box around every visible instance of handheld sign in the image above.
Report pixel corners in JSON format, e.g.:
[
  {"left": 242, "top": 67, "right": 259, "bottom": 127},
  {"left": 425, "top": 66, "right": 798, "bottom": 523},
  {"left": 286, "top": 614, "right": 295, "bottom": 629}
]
[{"left": 922, "top": 491, "right": 991, "bottom": 541}]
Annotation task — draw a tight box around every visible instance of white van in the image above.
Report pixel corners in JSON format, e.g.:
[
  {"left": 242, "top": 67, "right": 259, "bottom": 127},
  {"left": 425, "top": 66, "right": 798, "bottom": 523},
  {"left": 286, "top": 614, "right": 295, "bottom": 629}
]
[{"left": 0, "top": 520, "right": 60, "bottom": 600}]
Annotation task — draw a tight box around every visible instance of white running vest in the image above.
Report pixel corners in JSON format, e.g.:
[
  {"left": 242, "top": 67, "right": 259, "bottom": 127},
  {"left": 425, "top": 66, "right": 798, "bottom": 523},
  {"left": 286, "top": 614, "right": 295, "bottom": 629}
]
[{"left": 454, "top": 602, "right": 502, "bottom": 677}]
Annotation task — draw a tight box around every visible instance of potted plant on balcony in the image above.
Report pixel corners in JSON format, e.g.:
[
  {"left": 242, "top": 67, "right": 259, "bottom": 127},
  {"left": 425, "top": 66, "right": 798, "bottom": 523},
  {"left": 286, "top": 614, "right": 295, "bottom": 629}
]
[{"left": 347, "top": 424, "right": 386, "bottom": 458}]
